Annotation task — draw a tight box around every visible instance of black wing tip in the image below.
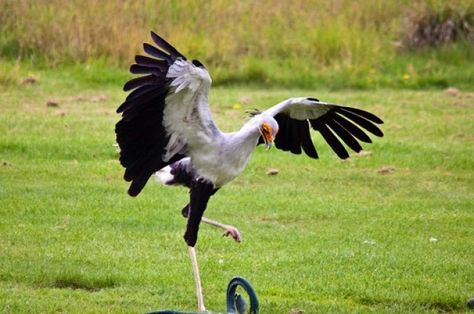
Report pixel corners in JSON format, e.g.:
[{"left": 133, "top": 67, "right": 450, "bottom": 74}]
[
  {"left": 127, "top": 178, "right": 147, "bottom": 197},
  {"left": 375, "top": 130, "right": 384, "bottom": 138},
  {"left": 116, "top": 102, "right": 126, "bottom": 113},
  {"left": 129, "top": 63, "right": 145, "bottom": 74},
  {"left": 150, "top": 30, "right": 165, "bottom": 43},
  {"left": 334, "top": 108, "right": 384, "bottom": 137},
  {"left": 123, "top": 75, "right": 137, "bottom": 92},
  {"left": 143, "top": 42, "right": 162, "bottom": 55},
  {"left": 336, "top": 106, "right": 384, "bottom": 124},
  {"left": 333, "top": 149, "right": 350, "bottom": 160},
  {"left": 149, "top": 31, "right": 163, "bottom": 47},
  {"left": 149, "top": 30, "right": 186, "bottom": 60},
  {"left": 143, "top": 42, "right": 154, "bottom": 50},
  {"left": 373, "top": 118, "right": 384, "bottom": 125}
]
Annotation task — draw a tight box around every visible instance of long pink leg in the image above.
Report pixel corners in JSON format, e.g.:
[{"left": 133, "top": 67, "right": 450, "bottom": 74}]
[{"left": 188, "top": 245, "right": 206, "bottom": 312}]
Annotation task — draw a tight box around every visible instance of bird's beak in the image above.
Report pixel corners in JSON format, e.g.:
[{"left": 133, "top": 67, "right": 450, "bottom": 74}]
[{"left": 264, "top": 136, "right": 274, "bottom": 150}]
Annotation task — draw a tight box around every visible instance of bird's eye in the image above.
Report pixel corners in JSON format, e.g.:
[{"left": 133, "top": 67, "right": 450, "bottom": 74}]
[{"left": 307, "top": 97, "right": 320, "bottom": 102}]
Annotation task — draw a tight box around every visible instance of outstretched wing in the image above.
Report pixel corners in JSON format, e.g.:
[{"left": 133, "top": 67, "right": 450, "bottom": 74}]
[
  {"left": 115, "top": 31, "right": 215, "bottom": 196},
  {"left": 262, "top": 97, "right": 384, "bottom": 159}
]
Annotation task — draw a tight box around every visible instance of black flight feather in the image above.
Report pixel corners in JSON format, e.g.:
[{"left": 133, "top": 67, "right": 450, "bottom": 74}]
[
  {"left": 331, "top": 113, "right": 373, "bottom": 143},
  {"left": 289, "top": 120, "right": 302, "bottom": 154},
  {"left": 123, "top": 75, "right": 161, "bottom": 92},
  {"left": 310, "top": 119, "right": 349, "bottom": 159},
  {"left": 324, "top": 118, "right": 363, "bottom": 153},
  {"left": 334, "top": 108, "right": 384, "bottom": 137},
  {"left": 143, "top": 43, "right": 173, "bottom": 62},
  {"left": 297, "top": 120, "right": 318, "bottom": 158},
  {"left": 150, "top": 31, "right": 187, "bottom": 60},
  {"left": 120, "top": 85, "right": 168, "bottom": 113},
  {"left": 135, "top": 55, "right": 169, "bottom": 71},
  {"left": 273, "top": 114, "right": 292, "bottom": 152},
  {"left": 124, "top": 84, "right": 157, "bottom": 102},
  {"left": 129, "top": 64, "right": 162, "bottom": 75},
  {"left": 336, "top": 106, "right": 384, "bottom": 124}
]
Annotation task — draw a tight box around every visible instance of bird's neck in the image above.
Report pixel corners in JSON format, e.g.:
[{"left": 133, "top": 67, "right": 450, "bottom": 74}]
[
  {"left": 219, "top": 118, "right": 261, "bottom": 160},
  {"left": 237, "top": 117, "right": 262, "bottom": 145}
]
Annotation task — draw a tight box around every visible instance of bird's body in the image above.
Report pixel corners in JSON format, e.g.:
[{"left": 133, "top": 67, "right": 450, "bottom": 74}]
[
  {"left": 162, "top": 58, "right": 264, "bottom": 188},
  {"left": 115, "top": 32, "right": 384, "bottom": 312},
  {"left": 157, "top": 130, "right": 258, "bottom": 189}
]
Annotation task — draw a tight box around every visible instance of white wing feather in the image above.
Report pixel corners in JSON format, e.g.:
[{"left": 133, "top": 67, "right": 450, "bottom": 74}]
[
  {"left": 162, "top": 59, "right": 218, "bottom": 162},
  {"left": 262, "top": 97, "right": 334, "bottom": 120}
]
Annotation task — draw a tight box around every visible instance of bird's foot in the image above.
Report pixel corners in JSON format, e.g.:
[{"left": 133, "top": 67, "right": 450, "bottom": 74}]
[
  {"left": 223, "top": 225, "right": 241, "bottom": 243},
  {"left": 200, "top": 217, "right": 241, "bottom": 243}
]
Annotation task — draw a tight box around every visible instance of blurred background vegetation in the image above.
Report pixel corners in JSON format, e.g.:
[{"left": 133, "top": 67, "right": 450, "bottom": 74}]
[{"left": 0, "top": 0, "right": 473, "bottom": 89}]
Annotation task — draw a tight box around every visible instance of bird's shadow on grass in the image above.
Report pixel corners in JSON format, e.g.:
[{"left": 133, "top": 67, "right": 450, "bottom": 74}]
[{"left": 43, "top": 273, "right": 119, "bottom": 291}]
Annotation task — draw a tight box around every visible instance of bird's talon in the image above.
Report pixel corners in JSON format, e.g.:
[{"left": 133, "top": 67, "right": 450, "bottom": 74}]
[{"left": 223, "top": 226, "right": 241, "bottom": 243}]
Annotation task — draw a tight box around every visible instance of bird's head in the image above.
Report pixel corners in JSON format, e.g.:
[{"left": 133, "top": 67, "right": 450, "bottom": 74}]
[{"left": 258, "top": 116, "right": 279, "bottom": 150}]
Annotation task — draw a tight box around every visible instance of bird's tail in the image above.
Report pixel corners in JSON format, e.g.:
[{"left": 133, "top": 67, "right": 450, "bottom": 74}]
[
  {"left": 154, "top": 165, "right": 174, "bottom": 185},
  {"left": 153, "top": 157, "right": 194, "bottom": 188}
]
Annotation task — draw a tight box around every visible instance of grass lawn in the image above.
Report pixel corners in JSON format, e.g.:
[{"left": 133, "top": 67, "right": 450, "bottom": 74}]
[{"left": 0, "top": 68, "right": 473, "bottom": 313}]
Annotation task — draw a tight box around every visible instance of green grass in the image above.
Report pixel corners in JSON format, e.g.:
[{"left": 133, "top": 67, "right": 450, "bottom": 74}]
[{"left": 0, "top": 65, "right": 473, "bottom": 313}]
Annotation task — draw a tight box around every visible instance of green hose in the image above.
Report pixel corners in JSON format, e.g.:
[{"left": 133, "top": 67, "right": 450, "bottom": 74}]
[
  {"left": 149, "top": 276, "right": 259, "bottom": 314},
  {"left": 226, "top": 277, "right": 259, "bottom": 314}
]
